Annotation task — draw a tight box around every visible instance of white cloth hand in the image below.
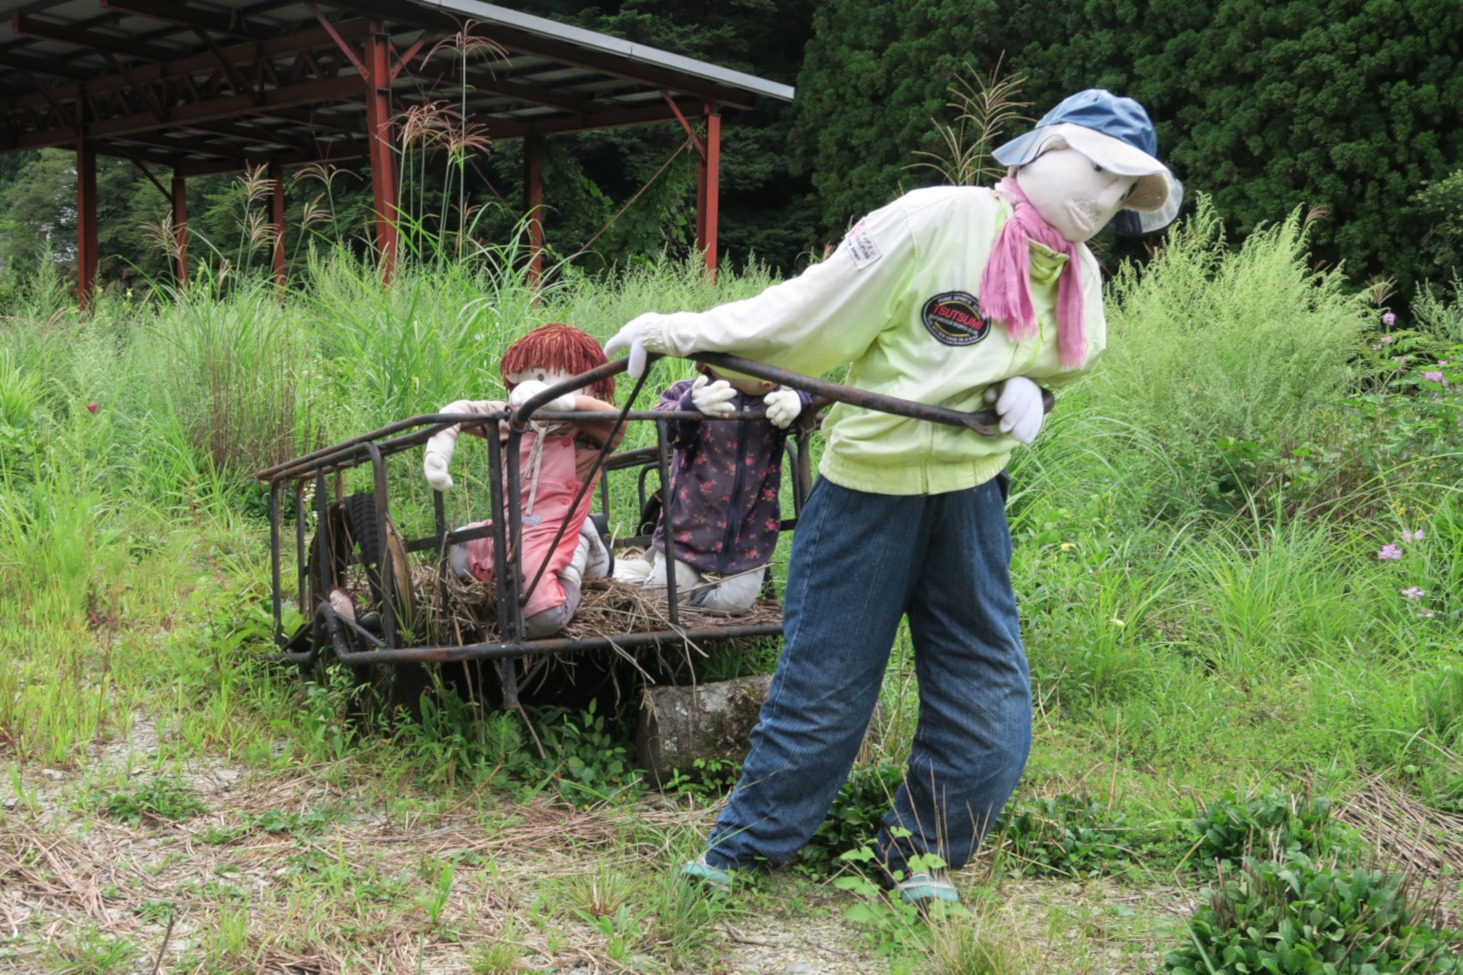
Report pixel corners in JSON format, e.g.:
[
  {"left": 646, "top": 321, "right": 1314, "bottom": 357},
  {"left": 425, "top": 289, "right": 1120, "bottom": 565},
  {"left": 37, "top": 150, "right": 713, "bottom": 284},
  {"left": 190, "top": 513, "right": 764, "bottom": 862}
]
[
  {"left": 604, "top": 312, "right": 665, "bottom": 378},
  {"left": 983, "top": 376, "right": 1046, "bottom": 445},
  {"left": 424, "top": 448, "right": 453, "bottom": 491},
  {"left": 691, "top": 374, "right": 738, "bottom": 418},
  {"left": 509, "top": 379, "right": 576, "bottom": 412},
  {"left": 762, "top": 387, "right": 801, "bottom": 429}
]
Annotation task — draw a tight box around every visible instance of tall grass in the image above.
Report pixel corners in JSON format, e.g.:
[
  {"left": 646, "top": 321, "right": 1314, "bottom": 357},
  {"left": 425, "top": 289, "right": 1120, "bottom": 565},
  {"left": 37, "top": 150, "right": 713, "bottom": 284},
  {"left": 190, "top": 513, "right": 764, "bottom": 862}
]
[
  {"left": 0, "top": 195, "right": 1458, "bottom": 838},
  {"left": 1085, "top": 196, "right": 1369, "bottom": 518}
]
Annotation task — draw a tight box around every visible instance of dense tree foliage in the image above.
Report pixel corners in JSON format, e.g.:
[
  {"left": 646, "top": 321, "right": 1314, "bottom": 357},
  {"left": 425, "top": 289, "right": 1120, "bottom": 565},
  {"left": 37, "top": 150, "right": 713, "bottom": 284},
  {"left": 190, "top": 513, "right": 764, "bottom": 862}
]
[
  {"left": 2, "top": 0, "right": 1461, "bottom": 299},
  {"left": 492, "top": 0, "right": 819, "bottom": 270},
  {"left": 795, "top": 0, "right": 1463, "bottom": 292}
]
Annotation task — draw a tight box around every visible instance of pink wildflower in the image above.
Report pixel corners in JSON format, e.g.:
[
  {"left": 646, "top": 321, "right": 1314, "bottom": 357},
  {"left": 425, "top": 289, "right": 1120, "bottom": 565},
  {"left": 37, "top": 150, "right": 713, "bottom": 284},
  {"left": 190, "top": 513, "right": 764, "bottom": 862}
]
[
  {"left": 86, "top": 402, "right": 99, "bottom": 413},
  {"left": 1381, "top": 334, "right": 1395, "bottom": 344},
  {"left": 1401, "top": 586, "right": 1425, "bottom": 601},
  {"left": 1417, "top": 610, "right": 1436, "bottom": 619},
  {"left": 1382, "top": 311, "right": 1396, "bottom": 326},
  {"left": 1402, "top": 528, "right": 1425, "bottom": 543},
  {"left": 1377, "top": 544, "right": 1403, "bottom": 560},
  {"left": 1423, "top": 370, "right": 1445, "bottom": 382}
]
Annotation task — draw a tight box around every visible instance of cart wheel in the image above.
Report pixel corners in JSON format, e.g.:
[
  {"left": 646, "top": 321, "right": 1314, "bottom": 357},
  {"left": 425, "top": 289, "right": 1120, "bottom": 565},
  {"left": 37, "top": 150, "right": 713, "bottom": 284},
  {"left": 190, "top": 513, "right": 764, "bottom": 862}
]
[{"left": 308, "top": 492, "right": 429, "bottom": 733}]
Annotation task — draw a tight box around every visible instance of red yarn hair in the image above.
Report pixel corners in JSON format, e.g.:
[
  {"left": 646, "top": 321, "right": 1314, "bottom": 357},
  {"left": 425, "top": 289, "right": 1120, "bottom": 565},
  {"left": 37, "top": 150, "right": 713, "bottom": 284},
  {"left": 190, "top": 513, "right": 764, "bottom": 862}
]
[{"left": 500, "top": 323, "right": 615, "bottom": 402}]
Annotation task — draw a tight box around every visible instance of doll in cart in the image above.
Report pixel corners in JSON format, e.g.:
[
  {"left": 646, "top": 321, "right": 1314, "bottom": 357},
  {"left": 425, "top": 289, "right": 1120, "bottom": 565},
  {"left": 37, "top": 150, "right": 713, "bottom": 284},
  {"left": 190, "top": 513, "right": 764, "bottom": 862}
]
[
  {"left": 614, "top": 363, "right": 813, "bottom": 614},
  {"left": 422, "top": 323, "right": 621, "bottom": 638}
]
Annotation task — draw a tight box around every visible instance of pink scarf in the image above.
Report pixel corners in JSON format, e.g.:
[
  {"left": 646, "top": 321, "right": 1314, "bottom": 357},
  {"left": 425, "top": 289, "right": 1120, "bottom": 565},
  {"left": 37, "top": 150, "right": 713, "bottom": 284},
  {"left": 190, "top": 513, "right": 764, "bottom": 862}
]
[{"left": 978, "top": 177, "right": 1087, "bottom": 369}]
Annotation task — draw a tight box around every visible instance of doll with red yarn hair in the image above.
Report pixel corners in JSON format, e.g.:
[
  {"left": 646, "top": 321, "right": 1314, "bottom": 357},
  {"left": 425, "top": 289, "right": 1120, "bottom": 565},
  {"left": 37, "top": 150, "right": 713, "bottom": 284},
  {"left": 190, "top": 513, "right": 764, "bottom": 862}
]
[{"left": 423, "top": 323, "right": 623, "bottom": 638}]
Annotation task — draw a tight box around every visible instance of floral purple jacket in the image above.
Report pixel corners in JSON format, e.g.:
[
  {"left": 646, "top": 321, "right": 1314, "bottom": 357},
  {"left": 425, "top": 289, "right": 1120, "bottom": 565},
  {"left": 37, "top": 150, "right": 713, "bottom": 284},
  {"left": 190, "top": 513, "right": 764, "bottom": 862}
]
[{"left": 651, "top": 379, "right": 814, "bottom": 575}]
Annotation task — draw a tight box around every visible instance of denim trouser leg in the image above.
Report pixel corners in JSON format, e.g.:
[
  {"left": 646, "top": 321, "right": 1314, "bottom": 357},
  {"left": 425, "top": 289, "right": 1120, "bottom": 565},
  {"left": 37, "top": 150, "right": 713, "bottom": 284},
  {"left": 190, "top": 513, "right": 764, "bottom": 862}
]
[
  {"left": 704, "top": 477, "right": 1030, "bottom": 873},
  {"left": 877, "top": 482, "right": 1031, "bottom": 876}
]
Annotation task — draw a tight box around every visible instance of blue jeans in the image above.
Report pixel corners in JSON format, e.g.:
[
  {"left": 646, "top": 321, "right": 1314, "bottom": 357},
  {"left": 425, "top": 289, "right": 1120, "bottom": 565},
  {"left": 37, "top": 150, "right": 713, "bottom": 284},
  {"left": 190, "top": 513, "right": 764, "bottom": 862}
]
[{"left": 705, "top": 476, "right": 1031, "bottom": 877}]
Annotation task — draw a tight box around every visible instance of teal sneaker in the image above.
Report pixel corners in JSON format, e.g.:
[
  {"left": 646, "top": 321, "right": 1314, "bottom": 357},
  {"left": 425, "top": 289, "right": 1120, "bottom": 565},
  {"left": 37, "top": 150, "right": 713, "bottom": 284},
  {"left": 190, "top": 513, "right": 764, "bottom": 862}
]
[
  {"left": 680, "top": 853, "right": 734, "bottom": 890},
  {"left": 894, "top": 870, "right": 959, "bottom": 907}
]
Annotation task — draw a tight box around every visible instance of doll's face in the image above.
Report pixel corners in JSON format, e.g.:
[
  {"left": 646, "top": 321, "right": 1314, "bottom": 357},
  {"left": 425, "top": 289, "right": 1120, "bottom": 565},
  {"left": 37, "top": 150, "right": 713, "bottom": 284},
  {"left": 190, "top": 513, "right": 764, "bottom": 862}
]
[
  {"left": 1014, "top": 146, "right": 1140, "bottom": 243},
  {"left": 705, "top": 366, "right": 774, "bottom": 395},
  {"left": 505, "top": 364, "right": 573, "bottom": 388}
]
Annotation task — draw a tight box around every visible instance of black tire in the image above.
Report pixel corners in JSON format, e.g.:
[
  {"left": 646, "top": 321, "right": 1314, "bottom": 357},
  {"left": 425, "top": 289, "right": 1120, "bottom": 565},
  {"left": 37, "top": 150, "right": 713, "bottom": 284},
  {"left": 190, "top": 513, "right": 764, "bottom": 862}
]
[{"left": 305, "top": 492, "right": 429, "bottom": 733}]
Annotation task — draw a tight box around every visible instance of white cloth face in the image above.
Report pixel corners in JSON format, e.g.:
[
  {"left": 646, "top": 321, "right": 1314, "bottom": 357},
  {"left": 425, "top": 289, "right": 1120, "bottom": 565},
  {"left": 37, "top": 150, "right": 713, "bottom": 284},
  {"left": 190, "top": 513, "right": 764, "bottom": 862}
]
[
  {"left": 703, "top": 366, "right": 774, "bottom": 396},
  {"left": 1014, "top": 147, "right": 1140, "bottom": 243},
  {"left": 507, "top": 369, "right": 577, "bottom": 412}
]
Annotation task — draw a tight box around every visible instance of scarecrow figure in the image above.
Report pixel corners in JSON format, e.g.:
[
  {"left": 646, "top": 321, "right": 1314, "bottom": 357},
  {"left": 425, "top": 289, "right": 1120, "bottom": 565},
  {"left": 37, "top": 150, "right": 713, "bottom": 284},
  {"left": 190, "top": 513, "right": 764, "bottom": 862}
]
[
  {"left": 614, "top": 364, "right": 814, "bottom": 614},
  {"left": 606, "top": 90, "right": 1182, "bottom": 906},
  {"left": 423, "top": 323, "right": 621, "bottom": 638}
]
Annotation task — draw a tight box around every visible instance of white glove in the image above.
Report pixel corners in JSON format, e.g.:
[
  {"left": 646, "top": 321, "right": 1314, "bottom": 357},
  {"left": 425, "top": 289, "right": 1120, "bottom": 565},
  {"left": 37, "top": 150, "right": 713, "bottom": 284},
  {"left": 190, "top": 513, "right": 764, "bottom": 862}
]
[
  {"left": 509, "top": 379, "right": 576, "bottom": 412},
  {"left": 690, "top": 374, "right": 738, "bottom": 418},
  {"left": 983, "top": 376, "right": 1045, "bottom": 445},
  {"left": 762, "top": 387, "right": 801, "bottom": 429},
  {"left": 424, "top": 448, "right": 453, "bottom": 491},
  {"left": 605, "top": 312, "right": 665, "bottom": 379}
]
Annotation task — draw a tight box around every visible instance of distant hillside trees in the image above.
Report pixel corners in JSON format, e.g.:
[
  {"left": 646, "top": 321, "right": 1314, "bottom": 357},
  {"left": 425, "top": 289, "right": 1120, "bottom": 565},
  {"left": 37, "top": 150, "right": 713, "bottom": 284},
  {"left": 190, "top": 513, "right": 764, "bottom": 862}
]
[{"left": 794, "top": 0, "right": 1463, "bottom": 293}]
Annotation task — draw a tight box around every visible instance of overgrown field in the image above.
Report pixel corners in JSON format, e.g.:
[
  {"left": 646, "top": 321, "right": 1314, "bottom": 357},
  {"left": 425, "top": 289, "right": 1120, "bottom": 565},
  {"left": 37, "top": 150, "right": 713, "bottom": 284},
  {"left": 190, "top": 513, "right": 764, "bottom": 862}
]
[{"left": 2, "top": 203, "right": 1461, "bottom": 974}]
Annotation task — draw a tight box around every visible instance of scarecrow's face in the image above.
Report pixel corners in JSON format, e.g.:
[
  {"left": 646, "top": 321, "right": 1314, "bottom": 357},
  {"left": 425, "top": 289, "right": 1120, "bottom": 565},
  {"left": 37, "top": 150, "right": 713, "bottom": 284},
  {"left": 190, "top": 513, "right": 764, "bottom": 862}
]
[
  {"left": 1015, "top": 146, "right": 1140, "bottom": 244},
  {"left": 505, "top": 364, "right": 573, "bottom": 389}
]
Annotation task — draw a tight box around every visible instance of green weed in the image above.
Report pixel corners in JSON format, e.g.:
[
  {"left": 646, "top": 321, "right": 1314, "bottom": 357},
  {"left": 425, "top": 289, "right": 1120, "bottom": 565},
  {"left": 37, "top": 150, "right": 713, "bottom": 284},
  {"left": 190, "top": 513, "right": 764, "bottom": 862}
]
[
  {"left": 99, "top": 777, "right": 206, "bottom": 825},
  {"left": 1187, "top": 790, "right": 1359, "bottom": 873},
  {"left": 39, "top": 923, "right": 137, "bottom": 975},
  {"left": 1165, "top": 852, "right": 1460, "bottom": 975}
]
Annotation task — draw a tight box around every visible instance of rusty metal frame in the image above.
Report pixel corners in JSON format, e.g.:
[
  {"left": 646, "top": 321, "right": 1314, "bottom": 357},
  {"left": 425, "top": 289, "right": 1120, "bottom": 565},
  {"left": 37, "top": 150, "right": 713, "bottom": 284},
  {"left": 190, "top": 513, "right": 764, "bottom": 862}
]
[
  {"left": 256, "top": 355, "right": 1041, "bottom": 707},
  {"left": 2, "top": 2, "right": 790, "bottom": 304}
]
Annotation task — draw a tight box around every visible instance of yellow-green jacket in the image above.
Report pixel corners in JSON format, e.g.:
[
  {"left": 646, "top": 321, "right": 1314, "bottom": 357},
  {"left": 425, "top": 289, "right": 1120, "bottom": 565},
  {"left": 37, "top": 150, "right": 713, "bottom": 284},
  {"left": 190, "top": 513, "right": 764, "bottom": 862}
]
[{"left": 642, "top": 186, "right": 1107, "bottom": 495}]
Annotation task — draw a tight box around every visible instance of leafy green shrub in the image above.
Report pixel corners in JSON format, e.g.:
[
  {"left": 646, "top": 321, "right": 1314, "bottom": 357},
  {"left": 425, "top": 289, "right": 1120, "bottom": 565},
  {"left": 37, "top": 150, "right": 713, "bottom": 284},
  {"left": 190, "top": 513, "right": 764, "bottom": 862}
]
[
  {"left": 660, "top": 757, "right": 741, "bottom": 799},
  {"left": 997, "top": 793, "right": 1137, "bottom": 879},
  {"left": 1164, "top": 852, "right": 1460, "bottom": 975},
  {"left": 100, "top": 777, "right": 206, "bottom": 824},
  {"left": 1412, "top": 273, "right": 1463, "bottom": 346},
  {"left": 1093, "top": 197, "right": 1367, "bottom": 518},
  {"left": 1414, "top": 173, "right": 1463, "bottom": 286},
  {"left": 533, "top": 700, "right": 642, "bottom": 806},
  {"left": 800, "top": 764, "right": 904, "bottom": 868},
  {"left": 390, "top": 690, "right": 533, "bottom": 789},
  {"left": 1421, "top": 667, "right": 1463, "bottom": 750},
  {"left": 1338, "top": 341, "right": 1463, "bottom": 495},
  {"left": 0, "top": 348, "right": 44, "bottom": 479},
  {"left": 1189, "top": 790, "right": 1356, "bottom": 872}
]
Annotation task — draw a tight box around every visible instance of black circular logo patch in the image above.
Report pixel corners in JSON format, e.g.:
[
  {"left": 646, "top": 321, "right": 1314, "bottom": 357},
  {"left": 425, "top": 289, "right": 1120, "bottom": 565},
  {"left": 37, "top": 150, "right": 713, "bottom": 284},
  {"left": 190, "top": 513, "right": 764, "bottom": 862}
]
[{"left": 921, "top": 291, "right": 989, "bottom": 346}]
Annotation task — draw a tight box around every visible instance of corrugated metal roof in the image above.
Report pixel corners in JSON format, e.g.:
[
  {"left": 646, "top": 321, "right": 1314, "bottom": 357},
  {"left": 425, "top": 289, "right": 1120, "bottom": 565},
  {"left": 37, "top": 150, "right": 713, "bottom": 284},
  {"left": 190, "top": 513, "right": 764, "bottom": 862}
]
[{"left": 0, "top": 0, "right": 794, "bottom": 174}]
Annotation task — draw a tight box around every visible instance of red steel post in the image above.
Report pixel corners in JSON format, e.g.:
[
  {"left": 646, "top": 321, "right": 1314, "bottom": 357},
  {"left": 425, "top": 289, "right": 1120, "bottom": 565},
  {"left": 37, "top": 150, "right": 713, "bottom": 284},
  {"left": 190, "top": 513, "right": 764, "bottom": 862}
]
[
  {"left": 76, "top": 136, "right": 98, "bottom": 309},
  {"left": 171, "top": 171, "right": 188, "bottom": 285},
  {"left": 696, "top": 106, "right": 721, "bottom": 281},
  {"left": 363, "top": 22, "right": 399, "bottom": 280},
  {"left": 524, "top": 134, "right": 544, "bottom": 287}
]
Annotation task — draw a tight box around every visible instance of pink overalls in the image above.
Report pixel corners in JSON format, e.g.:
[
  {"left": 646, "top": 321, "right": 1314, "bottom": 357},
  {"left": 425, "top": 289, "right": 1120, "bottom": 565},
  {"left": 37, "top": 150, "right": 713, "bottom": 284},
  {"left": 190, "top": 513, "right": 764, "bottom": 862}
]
[{"left": 463, "top": 428, "right": 594, "bottom": 621}]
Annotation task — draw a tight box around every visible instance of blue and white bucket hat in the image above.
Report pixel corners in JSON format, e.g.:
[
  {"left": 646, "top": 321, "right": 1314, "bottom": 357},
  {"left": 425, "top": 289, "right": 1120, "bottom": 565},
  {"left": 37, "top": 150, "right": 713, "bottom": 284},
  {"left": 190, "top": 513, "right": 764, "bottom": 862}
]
[{"left": 993, "top": 89, "right": 1183, "bottom": 236}]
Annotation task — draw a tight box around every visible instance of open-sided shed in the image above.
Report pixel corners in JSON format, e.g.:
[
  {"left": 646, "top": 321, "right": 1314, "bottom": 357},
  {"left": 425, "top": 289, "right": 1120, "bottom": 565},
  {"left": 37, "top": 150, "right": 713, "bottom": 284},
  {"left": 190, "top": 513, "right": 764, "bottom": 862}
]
[{"left": 0, "top": 0, "right": 795, "bottom": 303}]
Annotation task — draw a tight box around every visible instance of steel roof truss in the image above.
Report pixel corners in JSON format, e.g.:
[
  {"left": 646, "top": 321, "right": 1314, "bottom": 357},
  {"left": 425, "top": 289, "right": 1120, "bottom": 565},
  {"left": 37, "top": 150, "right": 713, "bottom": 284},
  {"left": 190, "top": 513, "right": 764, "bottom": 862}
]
[
  {"left": 12, "top": 12, "right": 180, "bottom": 62},
  {"left": 99, "top": 0, "right": 279, "bottom": 41}
]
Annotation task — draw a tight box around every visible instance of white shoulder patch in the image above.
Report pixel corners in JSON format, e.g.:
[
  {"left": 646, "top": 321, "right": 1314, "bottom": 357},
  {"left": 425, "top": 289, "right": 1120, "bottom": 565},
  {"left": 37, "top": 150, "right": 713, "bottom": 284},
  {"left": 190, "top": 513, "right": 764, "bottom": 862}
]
[{"left": 842, "top": 218, "right": 883, "bottom": 269}]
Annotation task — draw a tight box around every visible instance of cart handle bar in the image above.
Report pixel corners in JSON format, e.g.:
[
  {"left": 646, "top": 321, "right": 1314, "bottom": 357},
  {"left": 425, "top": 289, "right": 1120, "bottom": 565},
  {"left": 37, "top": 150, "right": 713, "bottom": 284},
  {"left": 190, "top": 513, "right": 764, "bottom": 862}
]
[{"left": 510, "top": 351, "right": 1053, "bottom": 437}]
